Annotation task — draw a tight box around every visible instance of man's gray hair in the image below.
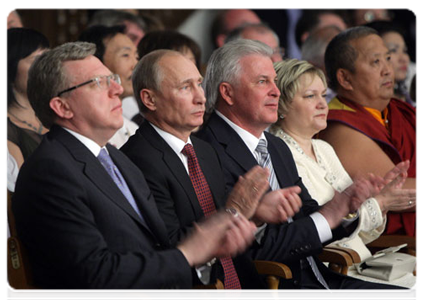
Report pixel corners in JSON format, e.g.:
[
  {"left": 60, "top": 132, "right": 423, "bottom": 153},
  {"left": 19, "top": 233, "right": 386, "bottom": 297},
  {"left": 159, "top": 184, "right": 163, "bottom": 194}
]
[
  {"left": 204, "top": 39, "right": 272, "bottom": 112},
  {"left": 301, "top": 25, "right": 342, "bottom": 69},
  {"left": 27, "top": 42, "right": 96, "bottom": 129},
  {"left": 132, "top": 49, "right": 181, "bottom": 113},
  {"left": 224, "top": 23, "right": 280, "bottom": 46}
]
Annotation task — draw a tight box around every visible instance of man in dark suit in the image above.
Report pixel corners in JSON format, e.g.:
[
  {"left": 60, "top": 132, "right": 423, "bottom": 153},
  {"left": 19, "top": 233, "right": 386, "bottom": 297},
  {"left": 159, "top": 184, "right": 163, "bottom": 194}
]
[
  {"left": 11, "top": 41, "right": 257, "bottom": 289},
  {"left": 121, "top": 49, "right": 303, "bottom": 288},
  {"left": 196, "top": 39, "right": 402, "bottom": 289}
]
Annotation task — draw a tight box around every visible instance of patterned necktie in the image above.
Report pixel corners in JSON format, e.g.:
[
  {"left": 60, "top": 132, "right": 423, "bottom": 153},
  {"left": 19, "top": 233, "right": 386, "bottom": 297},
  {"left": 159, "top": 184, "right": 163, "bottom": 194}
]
[
  {"left": 255, "top": 139, "right": 330, "bottom": 289},
  {"left": 97, "top": 148, "right": 146, "bottom": 225},
  {"left": 181, "top": 143, "right": 241, "bottom": 289}
]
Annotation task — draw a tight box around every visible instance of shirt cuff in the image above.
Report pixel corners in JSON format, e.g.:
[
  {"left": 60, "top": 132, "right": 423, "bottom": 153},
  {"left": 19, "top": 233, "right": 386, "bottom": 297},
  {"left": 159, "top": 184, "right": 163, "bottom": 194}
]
[{"left": 310, "top": 212, "right": 332, "bottom": 243}]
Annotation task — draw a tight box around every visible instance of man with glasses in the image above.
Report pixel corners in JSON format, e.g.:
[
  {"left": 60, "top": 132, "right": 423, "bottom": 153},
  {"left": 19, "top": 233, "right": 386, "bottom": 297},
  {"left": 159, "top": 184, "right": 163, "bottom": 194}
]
[
  {"left": 79, "top": 25, "right": 139, "bottom": 148},
  {"left": 11, "top": 41, "right": 258, "bottom": 288}
]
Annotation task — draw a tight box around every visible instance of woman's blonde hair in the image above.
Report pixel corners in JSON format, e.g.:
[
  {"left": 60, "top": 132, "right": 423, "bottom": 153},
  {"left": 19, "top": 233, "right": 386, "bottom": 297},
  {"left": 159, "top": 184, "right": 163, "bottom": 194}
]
[{"left": 274, "top": 59, "right": 327, "bottom": 118}]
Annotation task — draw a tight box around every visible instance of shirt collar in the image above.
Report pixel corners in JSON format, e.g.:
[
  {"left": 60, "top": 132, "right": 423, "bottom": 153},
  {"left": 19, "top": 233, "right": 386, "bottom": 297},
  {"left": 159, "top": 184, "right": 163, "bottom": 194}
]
[
  {"left": 215, "top": 110, "right": 266, "bottom": 155},
  {"left": 63, "top": 127, "right": 104, "bottom": 156},
  {"left": 150, "top": 122, "right": 192, "bottom": 155}
]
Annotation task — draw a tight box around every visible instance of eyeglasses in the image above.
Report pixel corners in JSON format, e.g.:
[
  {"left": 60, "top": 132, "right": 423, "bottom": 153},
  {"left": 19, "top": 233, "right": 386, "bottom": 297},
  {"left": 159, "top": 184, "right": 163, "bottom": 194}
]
[{"left": 57, "top": 74, "right": 121, "bottom": 97}]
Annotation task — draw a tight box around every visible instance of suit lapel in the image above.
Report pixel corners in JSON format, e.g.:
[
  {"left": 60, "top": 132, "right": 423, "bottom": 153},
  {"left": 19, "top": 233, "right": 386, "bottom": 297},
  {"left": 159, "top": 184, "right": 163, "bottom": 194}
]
[
  {"left": 208, "top": 113, "right": 258, "bottom": 172},
  {"left": 140, "top": 123, "right": 205, "bottom": 219},
  {"left": 52, "top": 126, "right": 158, "bottom": 237}
]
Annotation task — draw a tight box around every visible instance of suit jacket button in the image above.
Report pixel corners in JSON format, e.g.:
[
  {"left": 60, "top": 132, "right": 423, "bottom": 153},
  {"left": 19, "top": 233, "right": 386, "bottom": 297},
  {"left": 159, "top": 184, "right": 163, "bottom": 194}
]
[{"left": 293, "top": 280, "right": 299, "bottom": 286}]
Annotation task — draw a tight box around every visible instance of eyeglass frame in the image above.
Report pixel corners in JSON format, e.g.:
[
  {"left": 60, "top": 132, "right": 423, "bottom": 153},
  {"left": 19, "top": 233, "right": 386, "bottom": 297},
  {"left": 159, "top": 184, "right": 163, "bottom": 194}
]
[{"left": 57, "top": 74, "right": 121, "bottom": 97}]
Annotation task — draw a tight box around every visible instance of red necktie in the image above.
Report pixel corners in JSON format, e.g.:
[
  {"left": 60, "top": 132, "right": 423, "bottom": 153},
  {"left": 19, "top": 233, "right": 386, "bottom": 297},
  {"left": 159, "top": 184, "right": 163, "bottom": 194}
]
[{"left": 182, "top": 143, "right": 241, "bottom": 289}]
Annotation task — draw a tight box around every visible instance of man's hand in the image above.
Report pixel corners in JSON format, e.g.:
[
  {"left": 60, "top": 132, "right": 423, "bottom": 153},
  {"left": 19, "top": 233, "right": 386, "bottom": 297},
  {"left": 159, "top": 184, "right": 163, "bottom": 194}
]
[
  {"left": 252, "top": 186, "right": 302, "bottom": 225},
  {"left": 226, "top": 166, "right": 269, "bottom": 219},
  {"left": 177, "top": 210, "right": 256, "bottom": 267}
]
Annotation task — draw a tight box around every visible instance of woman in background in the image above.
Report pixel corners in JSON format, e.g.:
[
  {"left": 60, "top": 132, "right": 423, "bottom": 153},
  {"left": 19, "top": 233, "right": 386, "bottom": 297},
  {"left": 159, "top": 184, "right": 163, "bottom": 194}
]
[{"left": 7, "top": 28, "right": 50, "bottom": 168}]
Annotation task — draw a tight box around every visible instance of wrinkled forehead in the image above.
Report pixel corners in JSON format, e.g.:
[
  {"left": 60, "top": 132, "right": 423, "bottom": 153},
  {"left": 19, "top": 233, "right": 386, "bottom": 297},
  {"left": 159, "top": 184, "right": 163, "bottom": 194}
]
[
  {"left": 351, "top": 34, "right": 388, "bottom": 59},
  {"left": 62, "top": 55, "right": 111, "bottom": 84}
]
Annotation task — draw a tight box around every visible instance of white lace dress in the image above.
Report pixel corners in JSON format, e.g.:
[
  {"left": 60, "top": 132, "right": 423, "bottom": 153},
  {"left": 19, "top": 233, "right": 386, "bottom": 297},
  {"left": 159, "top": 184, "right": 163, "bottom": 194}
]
[{"left": 272, "top": 128, "right": 386, "bottom": 260}]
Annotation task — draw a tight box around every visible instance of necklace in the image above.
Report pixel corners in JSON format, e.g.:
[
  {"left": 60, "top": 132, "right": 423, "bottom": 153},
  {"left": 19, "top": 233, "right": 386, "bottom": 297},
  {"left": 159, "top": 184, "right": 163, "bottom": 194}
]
[{"left": 8, "top": 111, "right": 44, "bottom": 134}]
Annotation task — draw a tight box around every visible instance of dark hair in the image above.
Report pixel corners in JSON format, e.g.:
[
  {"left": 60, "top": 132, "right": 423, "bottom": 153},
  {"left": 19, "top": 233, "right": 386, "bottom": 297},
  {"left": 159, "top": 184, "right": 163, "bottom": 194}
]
[
  {"left": 365, "top": 20, "right": 406, "bottom": 38},
  {"left": 295, "top": 10, "right": 346, "bottom": 48},
  {"left": 7, "top": 27, "right": 49, "bottom": 108},
  {"left": 137, "top": 30, "right": 201, "bottom": 69},
  {"left": 211, "top": 10, "right": 230, "bottom": 49},
  {"left": 324, "top": 26, "right": 377, "bottom": 91},
  {"left": 88, "top": 9, "right": 146, "bottom": 31},
  {"left": 78, "top": 25, "right": 126, "bottom": 62}
]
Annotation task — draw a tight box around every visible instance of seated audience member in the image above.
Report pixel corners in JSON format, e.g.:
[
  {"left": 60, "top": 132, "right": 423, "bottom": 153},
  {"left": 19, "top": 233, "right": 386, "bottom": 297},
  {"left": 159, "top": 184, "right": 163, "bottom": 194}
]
[
  {"left": 121, "top": 49, "right": 302, "bottom": 288},
  {"left": 88, "top": 9, "right": 146, "bottom": 46},
  {"left": 295, "top": 10, "right": 347, "bottom": 52},
  {"left": 225, "top": 23, "right": 284, "bottom": 62},
  {"left": 7, "top": 28, "right": 49, "bottom": 169},
  {"left": 131, "top": 30, "right": 203, "bottom": 125},
  {"left": 79, "top": 25, "right": 139, "bottom": 148},
  {"left": 365, "top": 21, "right": 415, "bottom": 106},
  {"left": 301, "top": 26, "right": 342, "bottom": 102},
  {"left": 196, "top": 39, "right": 403, "bottom": 289},
  {"left": 211, "top": 9, "right": 261, "bottom": 49},
  {"left": 12, "top": 41, "right": 257, "bottom": 289},
  {"left": 410, "top": 73, "right": 420, "bottom": 110},
  {"left": 269, "top": 59, "right": 415, "bottom": 261},
  {"left": 350, "top": 9, "right": 391, "bottom": 26},
  {"left": 7, "top": 10, "right": 23, "bottom": 29},
  {"left": 320, "top": 26, "right": 416, "bottom": 237}
]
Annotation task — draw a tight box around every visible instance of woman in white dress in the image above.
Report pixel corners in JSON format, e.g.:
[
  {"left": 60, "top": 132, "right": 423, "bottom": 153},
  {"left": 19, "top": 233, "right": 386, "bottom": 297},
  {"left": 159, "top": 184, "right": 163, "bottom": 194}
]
[{"left": 269, "top": 59, "right": 415, "bottom": 261}]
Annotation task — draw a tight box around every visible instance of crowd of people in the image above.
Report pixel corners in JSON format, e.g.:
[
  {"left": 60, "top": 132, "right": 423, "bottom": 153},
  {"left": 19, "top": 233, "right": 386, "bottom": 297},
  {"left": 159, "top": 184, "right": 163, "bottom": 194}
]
[{"left": 7, "top": 8, "right": 416, "bottom": 291}]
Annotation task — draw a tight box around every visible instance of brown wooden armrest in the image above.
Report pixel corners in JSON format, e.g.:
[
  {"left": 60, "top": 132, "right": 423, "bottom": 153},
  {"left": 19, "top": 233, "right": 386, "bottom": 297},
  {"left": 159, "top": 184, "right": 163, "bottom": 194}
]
[
  {"left": 192, "top": 279, "right": 225, "bottom": 300},
  {"left": 253, "top": 260, "right": 292, "bottom": 279},
  {"left": 318, "top": 247, "right": 353, "bottom": 275}
]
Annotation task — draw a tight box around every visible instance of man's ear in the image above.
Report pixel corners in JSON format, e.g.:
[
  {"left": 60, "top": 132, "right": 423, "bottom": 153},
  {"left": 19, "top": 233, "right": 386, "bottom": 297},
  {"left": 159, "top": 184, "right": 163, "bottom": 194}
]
[
  {"left": 49, "top": 97, "right": 73, "bottom": 119},
  {"left": 219, "top": 82, "right": 235, "bottom": 106},
  {"left": 140, "top": 89, "right": 157, "bottom": 111},
  {"left": 337, "top": 68, "right": 353, "bottom": 91}
]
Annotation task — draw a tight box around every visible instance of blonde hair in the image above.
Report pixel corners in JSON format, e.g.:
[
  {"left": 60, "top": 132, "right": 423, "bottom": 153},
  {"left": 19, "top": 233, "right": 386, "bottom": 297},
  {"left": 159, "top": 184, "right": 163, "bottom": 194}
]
[{"left": 274, "top": 59, "right": 327, "bottom": 118}]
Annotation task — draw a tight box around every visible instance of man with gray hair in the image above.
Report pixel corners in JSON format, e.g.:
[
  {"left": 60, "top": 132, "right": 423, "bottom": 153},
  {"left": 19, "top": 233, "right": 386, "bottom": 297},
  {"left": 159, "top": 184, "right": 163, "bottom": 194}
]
[
  {"left": 197, "top": 39, "right": 403, "bottom": 289},
  {"left": 12, "top": 41, "right": 258, "bottom": 288},
  {"left": 225, "top": 23, "right": 284, "bottom": 62}
]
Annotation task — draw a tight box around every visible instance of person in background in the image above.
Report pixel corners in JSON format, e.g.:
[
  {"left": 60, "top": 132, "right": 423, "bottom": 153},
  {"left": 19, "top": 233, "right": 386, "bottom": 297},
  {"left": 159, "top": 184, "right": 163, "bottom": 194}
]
[
  {"left": 7, "top": 10, "right": 23, "bottom": 29},
  {"left": 321, "top": 26, "right": 416, "bottom": 237},
  {"left": 350, "top": 9, "right": 391, "bottom": 26},
  {"left": 301, "top": 26, "right": 342, "bottom": 102},
  {"left": 78, "top": 25, "right": 139, "bottom": 148},
  {"left": 365, "top": 20, "right": 415, "bottom": 106},
  {"left": 225, "top": 23, "right": 284, "bottom": 62},
  {"left": 211, "top": 9, "right": 261, "bottom": 49},
  {"left": 12, "top": 41, "right": 257, "bottom": 289},
  {"left": 410, "top": 73, "right": 420, "bottom": 110},
  {"left": 88, "top": 9, "right": 147, "bottom": 47},
  {"left": 269, "top": 58, "right": 415, "bottom": 261},
  {"left": 295, "top": 10, "right": 347, "bottom": 52},
  {"left": 7, "top": 28, "right": 50, "bottom": 169}
]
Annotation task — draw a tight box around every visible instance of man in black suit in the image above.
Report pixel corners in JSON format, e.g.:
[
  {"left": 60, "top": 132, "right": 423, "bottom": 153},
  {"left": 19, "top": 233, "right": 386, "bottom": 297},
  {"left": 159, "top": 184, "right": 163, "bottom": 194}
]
[
  {"left": 196, "top": 39, "right": 402, "bottom": 289},
  {"left": 121, "top": 49, "right": 304, "bottom": 288},
  {"left": 11, "top": 41, "right": 257, "bottom": 289}
]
